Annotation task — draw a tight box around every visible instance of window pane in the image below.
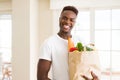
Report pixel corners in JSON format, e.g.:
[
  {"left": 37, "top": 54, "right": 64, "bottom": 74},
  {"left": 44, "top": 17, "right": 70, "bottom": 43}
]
[
  {"left": 112, "top": 9, "right": 120, "bottom": 29},
  {"left": 112, "top": 51, "right": 120, "bottom": 72},
  {"left": 111, "top": 51, "right": 120, "bottom": 80},
  {"left": 95, "top": 10, "right": 111, "bottom": 29},
  {"left": 99, "top": 51, "right": 111, "bottom": 80},
  {"left": 72, "top": 31, "right": 90, "bottom": 45},
  {"left": 0, "top": 15, "right": 12, "bottom": 77},
  {"left": 73, "top": 11, "right": 90, "bottom": 45},
  {"left": 0, "top": 48, "right": 11, "bottom": 62},
  {"left": 101, "top": 75, "right": 110, "bottom": 80},
  {"left": 75, "top": 11, "right": 90, "bottom": 30},
  {"left": 0, "top": 16, "right": 12, "bottom": 48},
  {"left": 112, "top": 75, "right": 120, "bottom": 80},
  {"left": 95, "top": 31, "right": 111, "bottom": 50},
  {"left": 98, "top": 51, "right": 110, "bottom": 71},
  {"left": 0, "top": 20, "right": 11, "bottom": 48},
  {"left": 112, "top": 30, "right": 120, "bottom": 50}
]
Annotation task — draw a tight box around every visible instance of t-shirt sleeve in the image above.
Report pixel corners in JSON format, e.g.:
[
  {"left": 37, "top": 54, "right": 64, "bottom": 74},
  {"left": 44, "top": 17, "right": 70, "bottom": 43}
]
[{"left": 39, "top": 40, "right": 52, "bottom": 61}]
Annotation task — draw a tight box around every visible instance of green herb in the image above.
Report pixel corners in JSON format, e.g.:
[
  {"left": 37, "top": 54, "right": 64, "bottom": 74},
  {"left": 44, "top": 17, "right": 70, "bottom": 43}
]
[
  {"left": 86, "top": 46, "right": 94, "bottom": 51},
  {"left": 76, "top": 42, "right": 84, "bottom": 51}
]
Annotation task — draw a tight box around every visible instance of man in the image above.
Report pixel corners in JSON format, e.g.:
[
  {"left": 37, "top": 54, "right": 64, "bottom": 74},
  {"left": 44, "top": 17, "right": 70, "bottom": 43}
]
[{"left": 37, "top": 6, "right": 99, "bottom": 80}]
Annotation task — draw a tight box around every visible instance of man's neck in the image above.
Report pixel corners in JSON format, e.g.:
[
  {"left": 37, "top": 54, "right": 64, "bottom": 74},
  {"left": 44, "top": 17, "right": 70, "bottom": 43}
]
[{"left": 57, "top": 32, "right": 72, "bottom": 40}]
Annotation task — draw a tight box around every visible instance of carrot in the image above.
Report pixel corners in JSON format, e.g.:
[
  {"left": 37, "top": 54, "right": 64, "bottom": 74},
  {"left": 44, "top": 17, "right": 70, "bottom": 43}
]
[{"left": 68, "top": 36, "right": 74, "bottom": 51}]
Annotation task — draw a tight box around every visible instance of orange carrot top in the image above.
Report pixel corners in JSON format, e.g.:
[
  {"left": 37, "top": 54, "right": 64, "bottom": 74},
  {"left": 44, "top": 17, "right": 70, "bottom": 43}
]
[{"left": 68, "top": 36, "right": 74, "bottom": 51}]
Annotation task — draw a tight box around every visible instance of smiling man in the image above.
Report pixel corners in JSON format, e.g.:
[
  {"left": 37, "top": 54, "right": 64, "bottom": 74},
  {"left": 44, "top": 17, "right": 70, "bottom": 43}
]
[{"left": 37, "top": 6, "right": 78, "bottom": 80}]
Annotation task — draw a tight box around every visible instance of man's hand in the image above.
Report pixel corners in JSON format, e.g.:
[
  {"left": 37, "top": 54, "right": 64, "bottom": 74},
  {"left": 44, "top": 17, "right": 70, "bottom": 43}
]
[{"left": 81, "top": 71, "right": 99, "bottom": 80}]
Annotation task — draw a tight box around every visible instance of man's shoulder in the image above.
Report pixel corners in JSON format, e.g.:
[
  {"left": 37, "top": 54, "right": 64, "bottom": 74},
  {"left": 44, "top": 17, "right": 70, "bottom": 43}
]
[
  {"left": 46, "top": 34, "right": 57, "bottom": 41},
  {"left": 43, "top": 34, "right": 58, "bottom": 44}
]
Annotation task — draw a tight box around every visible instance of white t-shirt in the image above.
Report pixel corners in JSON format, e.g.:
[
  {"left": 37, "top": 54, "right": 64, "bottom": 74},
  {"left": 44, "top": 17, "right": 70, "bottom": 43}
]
[
  {"left": 39, "top": 34, "right": 68, "bottom": 80},
  {"left": 39, "top": 34, "right": 84, "bottom": 80}
]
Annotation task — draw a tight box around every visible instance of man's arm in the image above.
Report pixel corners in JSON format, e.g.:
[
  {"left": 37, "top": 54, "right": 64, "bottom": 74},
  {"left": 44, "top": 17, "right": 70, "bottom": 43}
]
[{"left": 37, "top": 59, "right": 52, "bottom": 80}]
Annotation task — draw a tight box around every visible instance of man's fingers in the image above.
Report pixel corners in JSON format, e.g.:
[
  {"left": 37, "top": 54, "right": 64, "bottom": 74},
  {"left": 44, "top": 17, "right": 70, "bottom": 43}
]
[
  {"left": 91, "top": 71, "right": 99, "bottom": 80},
  {"left": 81, "top": 72, "right": 99, "bottom": 80},
  {"left": 91, "top": 71, "right": 96, "bottom": 77},
  {"left": 81, "top": 75, "right": 91, "bottom": 80}
]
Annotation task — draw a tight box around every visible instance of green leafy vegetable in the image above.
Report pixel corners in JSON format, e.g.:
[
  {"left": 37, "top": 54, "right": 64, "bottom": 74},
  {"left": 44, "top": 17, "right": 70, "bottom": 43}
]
[
  {"left": 76, "top": 42, "right": 84, "bottom": 51},
  {"left": 86, "top": 46, "right": 94, "bottom": 51}
]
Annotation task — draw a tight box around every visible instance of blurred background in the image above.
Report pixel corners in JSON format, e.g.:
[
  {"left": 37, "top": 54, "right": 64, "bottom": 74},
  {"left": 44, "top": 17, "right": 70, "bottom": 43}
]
[{"left": 0, "top": 0, "right": 120, "bottom": 80}]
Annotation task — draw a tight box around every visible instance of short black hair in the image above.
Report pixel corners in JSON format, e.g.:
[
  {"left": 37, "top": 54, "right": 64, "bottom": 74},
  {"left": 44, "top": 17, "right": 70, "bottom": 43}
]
[{"left": 61, "top": 6, "right": 78, "bottom": 16}]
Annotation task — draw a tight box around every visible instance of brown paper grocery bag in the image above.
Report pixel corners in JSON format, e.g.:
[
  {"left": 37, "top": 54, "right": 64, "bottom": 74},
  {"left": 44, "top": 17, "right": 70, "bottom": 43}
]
[{"left": 68, "top": 51, "right": 101, "bottom": 80}]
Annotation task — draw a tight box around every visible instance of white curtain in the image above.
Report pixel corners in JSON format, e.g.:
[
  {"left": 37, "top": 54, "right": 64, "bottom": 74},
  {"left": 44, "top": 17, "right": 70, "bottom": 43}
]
[{"left": 50, "top": 0, "right": 120, "bottom": 9}]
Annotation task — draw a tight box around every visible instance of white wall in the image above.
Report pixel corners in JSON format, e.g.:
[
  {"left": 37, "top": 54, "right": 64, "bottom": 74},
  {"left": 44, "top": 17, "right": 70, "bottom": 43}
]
[
  {"left": 12, "top": 0, "right": 39, "bottom": 80},
  {"left": 39, "top": 0, "right": 53, "bottom": 44},
  {"left": 12, "top": 0, "right": 30, "bottom": 79},
  {"left": 30, "top": 0, "right": 40, "bottom": 80}
]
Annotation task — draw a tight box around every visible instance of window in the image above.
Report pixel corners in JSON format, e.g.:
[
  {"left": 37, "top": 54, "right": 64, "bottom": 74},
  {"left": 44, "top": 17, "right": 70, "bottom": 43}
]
[
  {"left": 0, "top": 15, "right": 12, "bottom": 77},
  {"left": 72, "top": 9, "right": 120, "bottom": 80},
  {"left": 53, "top": 8, "right": 120, "bottom": 80},
  {"left": 72, "top": 11, "right": 90, "bottom": 44}
]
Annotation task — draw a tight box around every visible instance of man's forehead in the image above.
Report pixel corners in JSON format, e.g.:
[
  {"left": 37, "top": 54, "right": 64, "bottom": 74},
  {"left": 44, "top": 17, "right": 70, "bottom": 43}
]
[{"left": 62, "top": 10, "right": 77, "bottom": 15}]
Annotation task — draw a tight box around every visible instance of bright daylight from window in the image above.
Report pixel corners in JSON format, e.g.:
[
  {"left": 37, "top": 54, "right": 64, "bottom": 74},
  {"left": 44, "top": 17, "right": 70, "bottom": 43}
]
[
  {"left": 72, "top": 9, "right": 120, "bottom": 80},
  {"left": 0, "top": 15, "right": 12, "bottom": 80}
]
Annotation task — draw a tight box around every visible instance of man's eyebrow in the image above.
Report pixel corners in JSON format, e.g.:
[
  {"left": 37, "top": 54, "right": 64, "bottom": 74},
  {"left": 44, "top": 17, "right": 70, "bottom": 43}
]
[
  {"left": 72, "top": 17, "right": 76, "bottom": 19},
  {"left": 62, "top": 16, "right": 75, "bottom": 19}
]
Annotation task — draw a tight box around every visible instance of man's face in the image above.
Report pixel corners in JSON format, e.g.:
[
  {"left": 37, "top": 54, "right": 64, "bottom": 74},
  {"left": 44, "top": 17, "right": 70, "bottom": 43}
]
[{"left": 59, "top": 10, "right": 77, "bottom": 33}]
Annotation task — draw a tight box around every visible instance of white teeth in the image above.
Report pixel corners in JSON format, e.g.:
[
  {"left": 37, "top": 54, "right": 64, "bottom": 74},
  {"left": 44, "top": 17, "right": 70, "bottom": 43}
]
[{"left": 64, "top": 25, "right": 69, "bottom": 28}]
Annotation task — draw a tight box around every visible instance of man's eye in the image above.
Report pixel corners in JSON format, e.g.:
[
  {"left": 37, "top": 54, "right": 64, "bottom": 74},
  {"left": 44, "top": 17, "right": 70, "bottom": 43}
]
[
  {"left": 71, "top": 19, "right": 75, "bottom": 22},
  {"left": 62, "top": 17, "right": 67, "bottom": 20}
]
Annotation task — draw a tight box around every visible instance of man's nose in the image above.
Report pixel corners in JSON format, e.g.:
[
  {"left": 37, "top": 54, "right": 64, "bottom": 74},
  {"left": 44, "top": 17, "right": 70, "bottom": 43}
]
[{"left": 65, "top": 19, "right": 71, "bottom": 24}]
